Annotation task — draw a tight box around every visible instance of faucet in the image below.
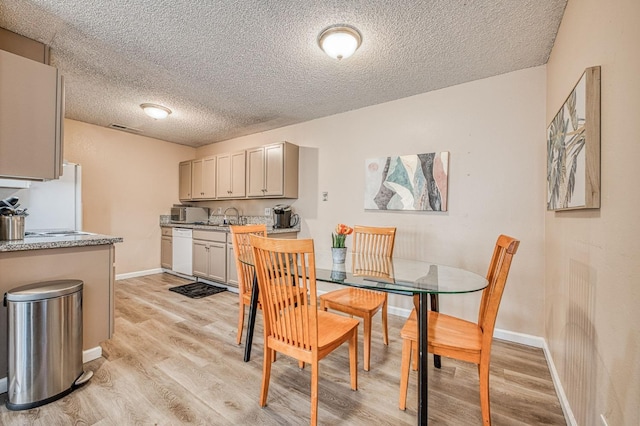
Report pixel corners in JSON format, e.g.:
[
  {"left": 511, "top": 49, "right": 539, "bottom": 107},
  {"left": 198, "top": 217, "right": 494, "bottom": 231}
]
[{"left": 224, "top": 207, "right": 240, "bottom": 225}]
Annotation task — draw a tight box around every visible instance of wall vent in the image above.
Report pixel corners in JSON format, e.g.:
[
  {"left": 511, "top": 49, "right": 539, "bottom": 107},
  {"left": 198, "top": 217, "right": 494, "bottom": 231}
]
[{"left": 107, "top": 123, "right": 142, "bottom": 134}]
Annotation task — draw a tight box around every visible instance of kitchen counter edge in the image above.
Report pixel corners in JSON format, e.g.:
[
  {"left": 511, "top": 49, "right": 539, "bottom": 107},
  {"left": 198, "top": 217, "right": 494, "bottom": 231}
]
[
  {"left": 161, "top": 223, "right": 300, "bottom": 235},
  {"left": 0, "top": 234, "right": 124, "bottom": 252}
]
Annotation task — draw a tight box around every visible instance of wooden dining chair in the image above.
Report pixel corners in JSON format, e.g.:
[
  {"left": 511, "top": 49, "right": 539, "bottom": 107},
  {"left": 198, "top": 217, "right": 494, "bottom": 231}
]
[
  {"left": 398, "top": 235, "right": 520, "bottom": 425},
  {"left": 319, "top": 225, "right": 396, "bottom": 371},
  {"left": 250, "top": 235, "right": 359, "bottom": 426},
  {"left": 229, "top": 224, "right": 267, "bottom": 345}
]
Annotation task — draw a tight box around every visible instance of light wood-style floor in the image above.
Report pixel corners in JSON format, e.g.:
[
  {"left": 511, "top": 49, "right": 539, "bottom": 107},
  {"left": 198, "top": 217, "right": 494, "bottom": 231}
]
[{"left": 0, "top": 273, "right": 566, "bottom": 425}]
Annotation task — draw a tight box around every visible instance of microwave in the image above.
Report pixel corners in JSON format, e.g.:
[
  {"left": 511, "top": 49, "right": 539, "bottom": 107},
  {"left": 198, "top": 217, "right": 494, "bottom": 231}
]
[{"left": 171, "top": 206, "right": 209, "bottom": 223}]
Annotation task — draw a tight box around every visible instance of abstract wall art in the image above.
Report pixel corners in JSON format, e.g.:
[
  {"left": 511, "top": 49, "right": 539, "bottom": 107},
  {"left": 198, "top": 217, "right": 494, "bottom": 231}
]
[
  {"left": 547, "top": 66, "right": 601, "bottom": 211},
  {"left": 364, "top": 152, "right": 449, "bottom": 211}
]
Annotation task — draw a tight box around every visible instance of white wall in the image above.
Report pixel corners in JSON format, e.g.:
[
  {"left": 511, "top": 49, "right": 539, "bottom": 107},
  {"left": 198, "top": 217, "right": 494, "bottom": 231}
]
[
  {"left": 545, "top": 0, "right": 640, "bottom": 424},
  {"left": 198, "top": 66, "right": 547, "bottom": 336}
]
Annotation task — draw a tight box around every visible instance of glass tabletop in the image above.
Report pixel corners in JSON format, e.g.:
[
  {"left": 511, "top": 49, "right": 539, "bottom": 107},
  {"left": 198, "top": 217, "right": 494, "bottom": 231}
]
[{"left": 240, "top": 250, "right": 488, "bottom": 295}]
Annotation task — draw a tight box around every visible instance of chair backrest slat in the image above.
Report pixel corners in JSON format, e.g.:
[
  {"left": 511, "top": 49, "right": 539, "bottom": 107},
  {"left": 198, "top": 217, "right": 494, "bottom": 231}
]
[
  {"left": 352, "top": 225, "right": 396, "bottom": 257},
  {"left": 251, "top": 236, "right": 316, "bottom": 352},
  {"left": 477, "top": 235, "right": 520, "bottom": 342},
  {"left": 229, "top": 224, "right": 267, "bottom": 299},
  {"left": 352, "top": 253, "right": 394, "bottom": 279}
]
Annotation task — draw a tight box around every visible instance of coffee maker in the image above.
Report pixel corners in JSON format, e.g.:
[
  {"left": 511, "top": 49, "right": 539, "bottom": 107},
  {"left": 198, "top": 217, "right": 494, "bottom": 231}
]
[{"left": 273, "top": 204, "right": 299, "bottom": 228}]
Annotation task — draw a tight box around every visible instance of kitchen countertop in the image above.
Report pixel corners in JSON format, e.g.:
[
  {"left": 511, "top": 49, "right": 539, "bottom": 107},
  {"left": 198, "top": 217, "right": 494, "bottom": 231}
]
[
  {"left": 0, "top": 233, "right": 123, "bottom": 252},
  {"left": 161, "top": 222, "right": 300, "bottom": 235}
]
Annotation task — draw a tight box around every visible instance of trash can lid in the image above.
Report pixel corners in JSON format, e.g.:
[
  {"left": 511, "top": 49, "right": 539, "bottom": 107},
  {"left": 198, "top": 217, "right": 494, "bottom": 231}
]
[{"left": 6, "top": 280, "right": 83, "bottom": 302}]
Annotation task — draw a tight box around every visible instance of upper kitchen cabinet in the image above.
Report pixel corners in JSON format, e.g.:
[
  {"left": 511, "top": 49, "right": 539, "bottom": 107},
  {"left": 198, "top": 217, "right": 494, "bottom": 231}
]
[
  {"left": 192, "top": 156, "right": 216, "bottom": 200},
  {"left": 178, "top": 160, "right": 193, "bottom": 201},
  {"left": 0, "top": 27, "right": 50, "bottom": 64},
  {"left": 0, "top": 49, "right": 64, "bottom": 181},
  {"left": 247, "top": 142, "right": 299, "bottom": 198},
  {"left": 216, "top": 150, "right": 246, "bottom": 199}
]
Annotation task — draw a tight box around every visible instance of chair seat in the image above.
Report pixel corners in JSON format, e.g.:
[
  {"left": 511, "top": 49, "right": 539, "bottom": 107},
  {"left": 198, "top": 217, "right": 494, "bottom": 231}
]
[
  {"left": 269, "top": 307, "right": 359, "bottom": 361},
  {"left": 401, "top": 310, "right": 483, "bottom": 360},
  {"left": 320, "top": 287, "right": 386, "bottom": 315},
  {"left": 317, "top": 310, "right": 360, "bottom": 350}
]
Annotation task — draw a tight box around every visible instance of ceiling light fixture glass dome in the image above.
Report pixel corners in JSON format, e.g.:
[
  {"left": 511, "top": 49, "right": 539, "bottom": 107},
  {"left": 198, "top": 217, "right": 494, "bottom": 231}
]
[
  {"left": 318, "top": 25, "right": 362, "bottom": 60},
  {"left": 140, "top": 103, "right": 172, "bottom": 119}
]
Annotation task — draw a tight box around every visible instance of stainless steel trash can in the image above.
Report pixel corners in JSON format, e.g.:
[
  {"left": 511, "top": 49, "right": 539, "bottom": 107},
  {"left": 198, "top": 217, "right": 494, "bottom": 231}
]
[{"left": 5, "top": 280, "right": 93, "bottom": 410}]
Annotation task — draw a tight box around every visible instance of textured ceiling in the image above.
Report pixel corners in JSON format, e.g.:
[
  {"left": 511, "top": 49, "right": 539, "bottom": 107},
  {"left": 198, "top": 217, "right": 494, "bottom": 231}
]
[{"left": 0, "top": 1, "right": 566, "bottom": 147}]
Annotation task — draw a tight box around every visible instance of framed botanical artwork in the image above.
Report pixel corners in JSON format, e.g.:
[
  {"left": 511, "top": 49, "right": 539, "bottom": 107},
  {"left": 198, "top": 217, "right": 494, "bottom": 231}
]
[
  {"left": 547, "top": 66, "right": 601, "bottom": 211},
  {"left": 364, "top": 152, "right": 449, "bottom": 211}
]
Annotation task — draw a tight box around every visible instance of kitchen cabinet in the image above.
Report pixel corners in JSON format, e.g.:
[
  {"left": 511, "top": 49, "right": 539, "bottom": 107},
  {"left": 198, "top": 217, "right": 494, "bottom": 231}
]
[
  {"left": 0, "top": 49, "right": 64, "bottom": 181},
  {"left": 0, "top": 243, "right": 116, "bottom": 380},
  {"left": 226, "top": 241, "right": 238, "bottom": 288},
  {"left": 178, "top": 161, "right": 193, "bottom": 201},
  {"left": 216, "top": 151, "right": 246, "bottom": 199},
  {"left": 160, "top": 227, "right": 172, "bottom": 269},
  {"left": 191, "top": 156, "right": 216, "bottom": 200},
  {"left": 246, "top": 142, "right": 299, "bottom": 198},
  {"left": 192, "top": 230, "right": 227, "bottom": 283},
  {"left": 0, "top": 27, "right": 49, "bottom": 64}
]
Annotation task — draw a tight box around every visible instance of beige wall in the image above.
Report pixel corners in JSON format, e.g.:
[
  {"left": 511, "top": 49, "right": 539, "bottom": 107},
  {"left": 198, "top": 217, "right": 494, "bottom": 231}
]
[
  {"left": 62, "top": 67, "right": 547, "bottom": 339},
  {"left": 63, "top": 119, "right": 195, "bottom": 274},
  {"left": 197, "top": 66, "right": 547, "bottom": 336},
  {"left": 545, "top": 0, "right": 640, "bottom": 424}
]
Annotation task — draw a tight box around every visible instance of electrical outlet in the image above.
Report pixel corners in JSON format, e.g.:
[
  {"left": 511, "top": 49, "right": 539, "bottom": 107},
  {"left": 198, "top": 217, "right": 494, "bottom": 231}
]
[
  {"left": 217, "top": 207, "right": 222, "bottom": 214},
  {"left": 264, "top": 207, "right": 271, "bottom": 216},
  {"left": 322, "top": 191, "right": 328, "bottom": 201}
]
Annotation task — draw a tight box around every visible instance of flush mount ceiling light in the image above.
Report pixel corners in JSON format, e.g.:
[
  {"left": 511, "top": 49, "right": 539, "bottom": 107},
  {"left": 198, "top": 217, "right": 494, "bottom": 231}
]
[
  {"left": 318, "top": 25, "right": 362, "bottom": 60},
  {"left": 140, "top": 103, "right": 172, "bottom": 119}
]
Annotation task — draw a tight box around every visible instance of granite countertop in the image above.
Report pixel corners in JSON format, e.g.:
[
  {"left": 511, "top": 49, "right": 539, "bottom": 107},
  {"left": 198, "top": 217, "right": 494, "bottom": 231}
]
[
  {"left": 161, "top": 222, "right": 300, "bottom": 235},
  {"left": 0, "top": 233, "right": 123, "bottom": 252}
]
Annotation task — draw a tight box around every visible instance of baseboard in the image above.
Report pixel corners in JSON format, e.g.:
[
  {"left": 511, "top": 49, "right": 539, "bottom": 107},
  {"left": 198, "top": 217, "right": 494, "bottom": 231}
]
[
  {"left": 0, "top": 347, "right": 103, "bottom": 394},
  {"left": 83, "top": 346, "right": 102, "bottom": 363},
  {"left": 116, "top": 268, "right": 163, "bottom": 280},
  {"left": 493, "top": 328, "right": 545, "bottom": 348},
  {"left": 542, "top": 340, "right": 577, "bottom": 425}
]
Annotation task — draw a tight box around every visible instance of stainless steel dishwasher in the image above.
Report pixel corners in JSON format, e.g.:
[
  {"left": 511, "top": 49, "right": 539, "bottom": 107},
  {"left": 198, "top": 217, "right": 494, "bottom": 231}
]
[{"left": 5, "top": 280, "right": 93, "bottom": 410}]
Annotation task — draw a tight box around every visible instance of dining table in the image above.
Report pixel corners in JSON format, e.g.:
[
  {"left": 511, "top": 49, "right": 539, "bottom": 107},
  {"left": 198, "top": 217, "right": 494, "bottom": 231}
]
[{"left": 240, "top": 249, "right": 488, "bottom": 425}]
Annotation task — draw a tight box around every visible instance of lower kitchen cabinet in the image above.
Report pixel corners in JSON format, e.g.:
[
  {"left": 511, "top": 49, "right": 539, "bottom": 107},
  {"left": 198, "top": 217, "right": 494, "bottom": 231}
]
[
  {"left": 226, "top": 242, "right": 238, "bottom": 288},
  {"left": 192, "top": 230, "right": 227, "bottom": 283},
  {"left": 0, "top": 243, "right": 116, "bottom": 379},
  {"left": 160, "top": 227, "right": 172, "bottom": 269}
]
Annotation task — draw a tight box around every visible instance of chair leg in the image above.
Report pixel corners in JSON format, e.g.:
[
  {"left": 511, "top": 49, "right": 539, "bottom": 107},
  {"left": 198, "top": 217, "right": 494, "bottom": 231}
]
[
  {"left": 478, "top": 360, "right": 491, "bottom": 425},
  {"left": 260, "top": 345, "right": 273, "bottom": 407},
  {"left": 311, "top": 360, "right": 319, "bottom": 426},
  {"left": 349, "top": 329, "right": 358, "bottom": 390},
  {"left": 430, "top": 294, "right": 442, "bottom": 369},
  {"left": 382, "top": 294, "right": 389, "bottom": 345},
  {"left": 399, "top": 338, "right": 412, "bottom": 410},
  {"left": 411, "top": 341, "right": 418, "bottom": 371},
  {"left": 363, "top": 315, "right": 372, "bottom": 371},
  {"left": 236, "top": 302, "right": 245, "bottom": 345}
]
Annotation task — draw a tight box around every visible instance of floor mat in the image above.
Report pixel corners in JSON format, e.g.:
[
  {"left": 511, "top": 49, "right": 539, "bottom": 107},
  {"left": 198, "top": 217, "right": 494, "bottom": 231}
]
[{"left": 169, "top": 282, "right": 226, "bottom": 299}]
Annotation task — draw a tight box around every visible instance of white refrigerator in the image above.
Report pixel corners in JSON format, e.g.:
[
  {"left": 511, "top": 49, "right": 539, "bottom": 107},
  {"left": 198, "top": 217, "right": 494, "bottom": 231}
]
[{"left": 11, "top": 163, "right": 83, "bottom": 232}]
